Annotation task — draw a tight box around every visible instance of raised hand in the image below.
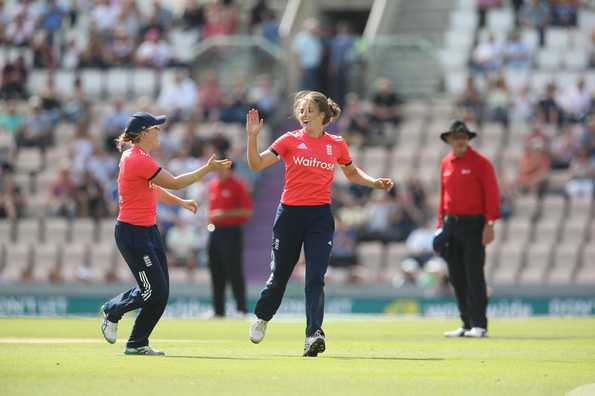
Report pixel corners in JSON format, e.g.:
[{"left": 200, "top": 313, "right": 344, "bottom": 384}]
[
  {"left": 246, "top": 108, "right": 264, "bottom": 137},
  {"left": 373, "top": 178, "right": 395, "bottom": 191},
  {"left": 206, "top": 154, "right": 232, "bottom": 171}
]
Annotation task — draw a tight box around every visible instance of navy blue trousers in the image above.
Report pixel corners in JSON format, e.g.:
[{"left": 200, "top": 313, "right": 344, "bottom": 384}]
[
  {"left": 103, "top": 221, "right": 169, "bottom": 348},
  {"left": 254, "top": 204, "right": 334, "bottom": 337}
]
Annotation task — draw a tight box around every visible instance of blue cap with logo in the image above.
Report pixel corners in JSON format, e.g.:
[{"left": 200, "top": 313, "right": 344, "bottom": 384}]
[{"left": 124, "top": 112, "right": 167, "bottom": 137}]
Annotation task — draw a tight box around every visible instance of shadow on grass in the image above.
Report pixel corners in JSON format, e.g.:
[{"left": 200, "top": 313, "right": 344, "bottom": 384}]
[
  {"left": 491, "top": 336, "right": 595, "bottom": 341},
  {"left": 273, "top": 354, "right": 445, "bottom": 361},
  {"left": 166, "top": 355, "right": 261, "bottom": 361}
]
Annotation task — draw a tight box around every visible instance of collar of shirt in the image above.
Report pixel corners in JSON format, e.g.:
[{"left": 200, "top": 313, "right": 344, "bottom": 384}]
[{"left": 447, "top": 146, "right": 476, "bottom": 162}]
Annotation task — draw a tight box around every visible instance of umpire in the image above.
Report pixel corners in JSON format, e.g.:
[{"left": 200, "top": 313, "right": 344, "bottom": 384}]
[
  {"left": 207, "top": 163, "right": 253, "bottom": 317},
  {"left": 433, "top": 120, "right": 500, "bottom": 338}
]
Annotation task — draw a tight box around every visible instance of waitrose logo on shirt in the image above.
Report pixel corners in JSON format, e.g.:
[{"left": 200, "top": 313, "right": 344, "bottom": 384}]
[{"left": 293, "top": 156, "right": 335, "bottom": 170}]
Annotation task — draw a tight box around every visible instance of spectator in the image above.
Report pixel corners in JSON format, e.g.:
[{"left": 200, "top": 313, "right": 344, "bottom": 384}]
[
  {"left": 260, "top": 9, "right": 279, "bottom": 45},
  {"left": 565, "top": 147, "right": 595, "bottom": 199},
  {"left": 144, "top": 0, "right": 174, "bottom": 34},
  {"left": 75, "top": 170, "right": 108, "bottom": 218},
  {"left": 86, "top": 142, "right": 117, "bottom": 190},
  {"left": 248, "top": 73, "right": 277, "bottom": 120},
  {"left": 39, "top": 73, "right": 62, "bottom": 113},
  {"left": 550, "top": 125, "right": 579, "bottom": 169},
  {"left": 220, "top": 78, "right": 251, "bottom": 124},
  {"left": 181, "top": 0, "right": 205, "bottom": 31},
  {"left": 390, "top": 190, "right": 424, "bottom": 242},
  {"left": 39, "top": 0, "right": 67, "bottom": 47},
  {"left": 63, "top": 77, "right": 91, "bottom": 127},
  {"left": 157, "top": 70, "right": 198, "bottom": 121},
  {"left": 536, "top": 82, "right": 562, "bottom": 125},
  {"left": 477, "top": 0, "right": 503, "bottom": 29},
  {"left": 118, "top": 0, "right": 142, "bottom": 39},
  {"left": 16, "top": 96, "right": 57, "bottom": 150},
  {"left": 405, "top": 177, "right": 428, "bottom": 214},
  {"left": 198, "top": 71, "right": 225, "bottom": 121},
  {"left": 69, "top": 124, "right": 94, "bottom": 177},
  {"left": 516, "top": 139, "right": 551, "bottom": 195},
  {"left": 511, "top": 0, "right": 524, "bottom": 27},
  {"left": 203, "top": 2, "right": 236, "bottom": 39},
  {"left": 559, "top": 78, "right": 591, "bottom": 123},
  {"left": 292, "top": 18, "right": 323, "bottom": 91},
  {"left": 471, "top": 33, "right": 504, "bottom": 75},
  {"left": 78, "top": 29, "right": 109, "bottom": 68},
  {"left": 359, "top": 190, "right": 396, "bottom": 243},
  {"left": 0, "top": 170, "right": 26, "bottom": 219},
  {"left": 250, "top": 0, "right": 271, "bottom": 29},
  {"left": 550, "top": 0, "right": 578, "bottom": 27},
  {"left": 486, "top": 76, "right": 511, "bottom": 129},
  {"left": 48, "top": 167, "right": 78, "bottom": 218},
  {"left": 330, "top": 22, "right": 355, "bottom": 108},
  {"left": 0, "top": 100, "right": 24, "bottom": 137},
  {"left": 0, "top": 56, "right": 28, "bottom": 99},
  {"left": 5, "top": 10, "right": 34, "bottom": 46},
  {"left": 398, "top": 220, "right": 439, "bottom": 287},
  {"left": 457, "top": 77, "right": 485, "bottom": 125},
  {"left": 166, "top": 217, "right": 199, "bottom": 269},
  {"left": 107, "top": 27, "right": 135, "bottom": 66},
  {"left": 91, "top": 0, "right": 120, "bottom": 37},
  {"left": 512, "top": 85, "right": 535, "bottom": 122},
  {"left": 338, "top": 92, "right": 371, "bottom": 145},
  {"left": 103, "top": 98, "right": 129, "bottom": 152},
  {"left": 135, "top": 28, "right": 172, "bottom": 68},
  {"left": 369, "top": 78, "right": 403, "bottom": 137},
  {"left": 521, "top": 0, "right": 550, "bottom": 47},
  {"left": 505, "top": 31, "right": 532, "bottom": 71},
  {"left": 328, "top": 217, "right": 361, "bottom": 283}
]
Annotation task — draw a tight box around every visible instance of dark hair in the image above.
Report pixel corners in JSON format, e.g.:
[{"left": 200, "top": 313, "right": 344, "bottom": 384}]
[
  {"left": 293, "top": 91, "right": 341, "bottom": 125},
  {"left": 114, "top": 132, "right": 141, "bottom": 152}
]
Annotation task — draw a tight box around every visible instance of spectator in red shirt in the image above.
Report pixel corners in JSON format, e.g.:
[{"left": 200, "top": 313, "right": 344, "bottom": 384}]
[
  {"left": 434, "top": 121, "right": 500, "bottom": 339},
  {"left": 516, "top": 139, "right": 551, "bottom": 196},
  {"left": 207, "top": 163, "right": 253, "bottom": 318}
]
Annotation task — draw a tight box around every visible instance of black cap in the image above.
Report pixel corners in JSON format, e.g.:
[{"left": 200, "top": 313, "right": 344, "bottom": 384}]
[
  {"left": 440, "top": 120, "right": 477, "bottom": 143},
  {"left": 124, "top": 112, "right": 167, "bottom": 137}
]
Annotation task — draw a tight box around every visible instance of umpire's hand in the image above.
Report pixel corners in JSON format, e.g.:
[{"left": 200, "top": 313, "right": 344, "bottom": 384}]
[{"left": 482, "top": 223, "right": 495, "bottom": 246}]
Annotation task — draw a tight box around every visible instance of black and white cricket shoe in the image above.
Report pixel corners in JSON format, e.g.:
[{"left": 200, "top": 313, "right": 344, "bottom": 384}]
[{"left": 303, "top": 330, "right": 326, "bottom": 357}]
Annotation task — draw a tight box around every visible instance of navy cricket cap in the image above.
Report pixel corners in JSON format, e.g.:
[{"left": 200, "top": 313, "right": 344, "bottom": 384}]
[{"left": 124, "top": 112, "right": 167, "bottom": 137}]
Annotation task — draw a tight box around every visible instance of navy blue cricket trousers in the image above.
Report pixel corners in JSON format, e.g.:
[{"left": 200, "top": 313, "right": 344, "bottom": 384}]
[
  {"left": 103, "top": 221, "right": 169, "bottom": 348},
  {"left": 254, "top": 204, "right": 334, "bottom": 337}
]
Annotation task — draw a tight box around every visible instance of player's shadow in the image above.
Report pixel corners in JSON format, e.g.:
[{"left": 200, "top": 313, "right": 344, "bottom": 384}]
[
  {"left": 165, "top": 355, "right": 261, "bottom": 361},
  {"left": 274, "top": 354, "right": 445, "bottom": 361}
]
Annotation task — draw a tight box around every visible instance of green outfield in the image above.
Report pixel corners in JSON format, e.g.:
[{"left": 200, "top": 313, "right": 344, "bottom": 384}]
[{"left": 0, "top": 317, "right": 594, "bottom": 396}]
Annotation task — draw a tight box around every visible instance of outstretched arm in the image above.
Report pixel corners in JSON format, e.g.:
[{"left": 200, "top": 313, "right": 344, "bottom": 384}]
[
  {"left": 156, "top": 186, "right": 198, "bottom": 214},
  {"left": 340, "top": 163, "right": 394, "bottom": 191},
  {"left": 246, "top": 109, "right": 279, "bottom": 172},
  {"left": 151, "top": 154, "right": 231, "bottom": 190}
]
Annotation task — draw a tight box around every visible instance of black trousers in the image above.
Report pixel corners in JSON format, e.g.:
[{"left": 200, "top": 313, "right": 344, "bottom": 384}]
[
  {"left": 104, "top": 221, "right": 169, "bottom": 348},
  {"left": 254, "top": 204, "right": 334, "bottom": 337},
  {"left": 442, "top": 216, "right": 488, "bottom": 330},
  {"left": 207, "top": 225, "right": 247, "bottom": 316}
]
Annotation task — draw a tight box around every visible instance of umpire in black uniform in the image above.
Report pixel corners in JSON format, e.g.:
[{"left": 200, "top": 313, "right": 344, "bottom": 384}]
[{"left": 433, "top": 121, "right": 501, "bottom": 338}]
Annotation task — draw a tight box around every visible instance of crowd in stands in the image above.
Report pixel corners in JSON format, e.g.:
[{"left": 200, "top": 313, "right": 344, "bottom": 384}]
[{"left": 462, "top": 0, "right": 595, "bottom": 203}]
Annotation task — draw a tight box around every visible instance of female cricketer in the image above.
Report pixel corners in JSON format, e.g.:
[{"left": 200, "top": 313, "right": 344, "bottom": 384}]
[
  {"left": 246, "top": 91, "right": 394, "bottom": 356},
  {"left": 100, "top": 111, "right": 231, "bottom": 355}
]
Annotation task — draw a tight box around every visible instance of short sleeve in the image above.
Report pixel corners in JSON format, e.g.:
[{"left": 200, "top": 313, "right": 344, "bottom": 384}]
[
  {"left": 134, "top": 153, "right": 161, "bottom": 181},
  {"left": 337, "top": 139, "right": 352, "bottom": 166},
  {"left": 269, "top": 133, "right": 291, "bottom": 158}
]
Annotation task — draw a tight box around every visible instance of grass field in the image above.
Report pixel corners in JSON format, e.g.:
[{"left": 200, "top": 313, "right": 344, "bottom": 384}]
[{"left": 0, "top": 317, "right": 594, "bottom": 396}]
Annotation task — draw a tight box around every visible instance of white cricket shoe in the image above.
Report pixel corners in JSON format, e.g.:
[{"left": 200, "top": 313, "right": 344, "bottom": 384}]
[
  {"left": 124, "top": 346, "right": 165, "bottom": 356},
  {"left": 100, "top": 307, "right": 117, "bottom": 344},
  {"left": 249, "top": 319, "right": 268, "bottom": 344},
  {"left": 443, "top": 327, "right": 468, "bottom": 338},
  {"left": 303, "top": 330, "right": 326, "bottom": 357},
  {"left": 464, "top": 327, "right": 488, "bottom": 338}
]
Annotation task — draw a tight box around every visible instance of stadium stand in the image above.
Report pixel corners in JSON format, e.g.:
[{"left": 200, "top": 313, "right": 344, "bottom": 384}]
[{"left": 0, "top": 0, "right": 594, "bottom": 292}]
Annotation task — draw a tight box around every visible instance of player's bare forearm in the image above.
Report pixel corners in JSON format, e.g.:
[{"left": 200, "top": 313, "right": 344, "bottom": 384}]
[
  {"left": 342, "top": 165, "right": 377, "bottom": 188},
  {"left": 247, "top": 135, "right": 263, "bottom": 171},
  {"left": 156, "top": 186, "right": 186, "bottom": 206}
]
